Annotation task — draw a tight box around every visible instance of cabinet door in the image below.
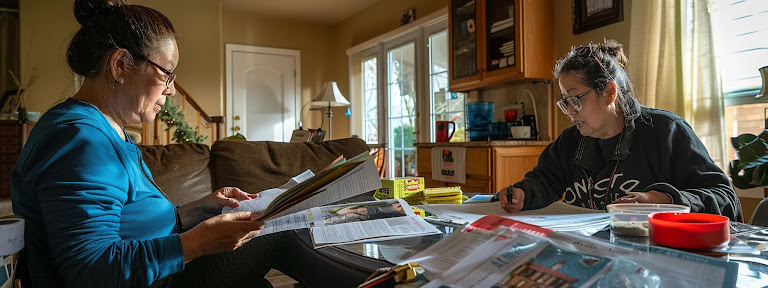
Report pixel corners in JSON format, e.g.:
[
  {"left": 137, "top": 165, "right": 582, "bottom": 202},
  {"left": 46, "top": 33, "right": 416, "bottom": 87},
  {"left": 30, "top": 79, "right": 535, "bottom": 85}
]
[
  {"left": 483, "top": 0, "right": 521, "bottom": 79},
  {"left": 483, "top": 0, "right": 553, "bottom": 85},
  {"left": 449, "top": 0, "right": 483, "bottom": 91},
  {"left": 492, "top": 146, "right": 546, "bottom": 192}
]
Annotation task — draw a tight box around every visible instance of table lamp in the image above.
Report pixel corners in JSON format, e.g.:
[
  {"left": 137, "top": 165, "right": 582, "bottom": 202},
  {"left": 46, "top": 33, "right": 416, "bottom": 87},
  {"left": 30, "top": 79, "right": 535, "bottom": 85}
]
[
  {"left": 756, "top": 66, "right": 768, "bottom": 100},
  {"left": 311, "top": 82, "right": 349, "bottom": 140}
]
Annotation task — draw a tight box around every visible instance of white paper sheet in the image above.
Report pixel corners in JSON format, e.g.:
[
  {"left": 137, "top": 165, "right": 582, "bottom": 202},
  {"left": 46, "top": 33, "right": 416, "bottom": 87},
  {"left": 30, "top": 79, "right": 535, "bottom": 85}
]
[
  {"left": 222, "top": 170, "right": 315, "bottom": 214},
  {"left": 259, "top": 211, "right": 311, "bottom": 236},
  {"left": 310, "top": 215, "right": 442, "bottom": 248},
  {"left": 418, "top": 201, "right": 610, "bottom": 234}
]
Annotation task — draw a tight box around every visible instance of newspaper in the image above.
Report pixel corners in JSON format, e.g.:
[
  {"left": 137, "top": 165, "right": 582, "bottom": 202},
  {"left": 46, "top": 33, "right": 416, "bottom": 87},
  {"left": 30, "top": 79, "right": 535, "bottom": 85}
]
[
  {"left": 258, "top": 199, "right": 441, "bottom": 249},
  {"left": 309, "top": 199, "right": 442, "bottom": 248},
  {"left": 407, "top": 223, "right": 612, "bottom": 288},
  {"left": 402, "top": 215, "right": 738, "bottom": 288},
  {"left": 221, "top": 151, "right": 382, "bottom": 219}
]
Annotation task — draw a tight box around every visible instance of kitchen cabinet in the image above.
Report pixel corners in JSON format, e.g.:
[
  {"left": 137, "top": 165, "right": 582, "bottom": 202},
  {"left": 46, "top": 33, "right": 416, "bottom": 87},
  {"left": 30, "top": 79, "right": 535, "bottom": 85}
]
[
  {"left": 449, "top": 0, "right": 553, "bottom": 92},
  {"left": 416, "top": 144, "right": 546, "bottom": 194}
]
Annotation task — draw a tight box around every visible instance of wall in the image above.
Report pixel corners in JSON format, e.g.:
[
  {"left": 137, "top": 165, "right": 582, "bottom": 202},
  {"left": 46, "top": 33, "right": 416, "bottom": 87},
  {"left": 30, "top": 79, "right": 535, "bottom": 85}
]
[
  {"left": 18, "top": 0, "right": 75, "bottom": 112},
  {"left": 19, "top": 0, "right": 221, "bottom": 116},
  {"left": 333, "top": 0, "right": 449, "bottom": 139},
  {"left": 220, "top": 8, "right": 338, "bottom": 137}
]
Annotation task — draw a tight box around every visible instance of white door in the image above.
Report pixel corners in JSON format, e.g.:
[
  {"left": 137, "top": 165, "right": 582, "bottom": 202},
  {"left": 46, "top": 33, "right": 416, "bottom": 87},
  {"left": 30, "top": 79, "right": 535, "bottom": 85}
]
[{"left": 226, "top": 44, "right": 301, "bottom": 141}]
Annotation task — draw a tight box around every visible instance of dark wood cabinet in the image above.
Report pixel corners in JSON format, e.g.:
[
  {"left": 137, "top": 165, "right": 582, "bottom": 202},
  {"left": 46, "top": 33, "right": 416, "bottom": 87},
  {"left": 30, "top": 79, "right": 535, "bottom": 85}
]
[
  {"left": 0, "top": 120, "right": 33, "bottom": 198},
  {"left": 449, "top": 0, "right": 553, "bottom": 92}
]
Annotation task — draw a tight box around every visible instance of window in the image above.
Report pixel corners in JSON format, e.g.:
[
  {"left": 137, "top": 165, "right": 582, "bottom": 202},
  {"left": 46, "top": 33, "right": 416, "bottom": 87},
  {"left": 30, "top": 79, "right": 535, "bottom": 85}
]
[
  {"left": 429, "top": 30, "right": 466, "bottom": 142},
  {"left": 348, "top": 14, "right": 450, "bottom": 177},
  {"left": 710, "top": 0, "right": 768, "bottom": 175},
  {"left": 388, "top": 43, "right": 417, "bottom": 177},
  {"left": 362, "top": 55, "right": 378, "bottom": 144}
]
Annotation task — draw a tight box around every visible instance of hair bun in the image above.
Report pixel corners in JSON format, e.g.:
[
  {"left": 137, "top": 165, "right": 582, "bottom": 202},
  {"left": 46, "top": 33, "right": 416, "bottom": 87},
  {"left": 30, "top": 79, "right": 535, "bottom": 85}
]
[
  {"left": 73, "top": 0, "right": 126, "bottom": 25},
  {"left": 601, "top": 39, "right": 628, "bottom": 68}
]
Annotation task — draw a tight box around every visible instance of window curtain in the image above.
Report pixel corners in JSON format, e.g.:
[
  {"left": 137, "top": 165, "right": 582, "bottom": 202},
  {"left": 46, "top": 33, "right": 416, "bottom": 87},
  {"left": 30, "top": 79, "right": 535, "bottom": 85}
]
[
  {"left": 681, "top": 0, "right": 726, "bottom": 170},
  {"left": 0, "top": 11, "right": 20, "bottom": 94},
  {"left": 628, "top": 0, "right": 726, "bottom": 170}
]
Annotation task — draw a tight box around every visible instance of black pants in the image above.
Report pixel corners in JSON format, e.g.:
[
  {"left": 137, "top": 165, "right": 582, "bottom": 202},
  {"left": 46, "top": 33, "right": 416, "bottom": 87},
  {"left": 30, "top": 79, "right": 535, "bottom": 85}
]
[{"left": 158, "top": 229, "right": 382, "bottom": 288}]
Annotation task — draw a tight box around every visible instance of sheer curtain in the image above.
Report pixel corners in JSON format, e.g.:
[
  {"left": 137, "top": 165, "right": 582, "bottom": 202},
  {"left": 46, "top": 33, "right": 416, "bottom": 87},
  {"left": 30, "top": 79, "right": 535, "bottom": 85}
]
[
  {"left": 681, "top": 0, "right": 726, "bottom": 170},
  {"left": 628, "top": 0, "right": 726, "bottom": 170},
  {"left": 0, "top": 11, "right": 20, "bottom": 94}
]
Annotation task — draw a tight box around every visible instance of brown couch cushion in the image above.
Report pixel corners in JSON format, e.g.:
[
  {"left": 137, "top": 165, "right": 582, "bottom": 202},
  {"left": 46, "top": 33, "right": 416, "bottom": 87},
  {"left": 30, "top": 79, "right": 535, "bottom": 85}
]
[
  {"left": 211, "top": 138, "right": 369, "bottom": 193},
  {"left": 139, "top": 143, "right": 213, "bottom": 205}
]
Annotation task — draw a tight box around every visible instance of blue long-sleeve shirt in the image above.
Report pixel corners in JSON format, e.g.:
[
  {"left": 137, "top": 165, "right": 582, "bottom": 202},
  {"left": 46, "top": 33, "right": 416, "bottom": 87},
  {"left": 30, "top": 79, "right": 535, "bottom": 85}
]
[{"left": 11, "top": 98, "right": 184, "bottom": 287}]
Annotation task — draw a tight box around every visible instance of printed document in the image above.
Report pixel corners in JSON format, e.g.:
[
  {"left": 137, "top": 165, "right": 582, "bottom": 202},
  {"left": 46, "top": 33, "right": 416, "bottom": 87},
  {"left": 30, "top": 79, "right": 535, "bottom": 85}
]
[
  {"left": 418, "top": 201, "right": 610, "bottom": 234},
  {"left": 220, "top": 151, "right": 381, "bottom": 220}
]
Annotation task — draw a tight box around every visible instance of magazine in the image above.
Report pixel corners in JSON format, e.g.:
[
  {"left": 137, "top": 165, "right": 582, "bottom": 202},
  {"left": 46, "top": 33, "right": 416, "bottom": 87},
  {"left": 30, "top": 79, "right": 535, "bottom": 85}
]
[
  {"left": 409, "top": 228, "right": 611, "bottom": 287},
  {"left": 396, "top": 215, "right": 738, "bottom": 288},
  {"left": 222, "top": 150, "right": 381, "bottom": 220},
  {"left": 257, "top": 199, "right": 442, "bottom": 248}
]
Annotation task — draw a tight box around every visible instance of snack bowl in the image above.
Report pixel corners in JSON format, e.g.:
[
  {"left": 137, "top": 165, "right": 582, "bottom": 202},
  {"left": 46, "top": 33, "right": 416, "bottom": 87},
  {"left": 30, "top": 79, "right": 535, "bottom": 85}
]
[
  {"left": 648, "top": 212, "right": 730, "bottom": 250},
  {"left": 606, "top": 203, "right": 690, "bottom": 236}
]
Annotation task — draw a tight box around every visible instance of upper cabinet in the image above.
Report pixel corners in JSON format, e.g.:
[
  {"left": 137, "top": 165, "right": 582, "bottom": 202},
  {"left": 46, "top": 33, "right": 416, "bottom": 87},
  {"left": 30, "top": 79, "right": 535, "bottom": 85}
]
[{"left": 449, "top": 0, "right": 553, "bottom": 92}]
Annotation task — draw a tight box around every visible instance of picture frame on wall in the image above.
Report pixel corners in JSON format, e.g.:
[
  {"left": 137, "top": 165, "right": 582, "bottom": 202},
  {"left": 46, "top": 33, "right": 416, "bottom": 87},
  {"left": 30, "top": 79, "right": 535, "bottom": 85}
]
[{"left": 573, "top": 0, "right": 624, "bottom": 34}]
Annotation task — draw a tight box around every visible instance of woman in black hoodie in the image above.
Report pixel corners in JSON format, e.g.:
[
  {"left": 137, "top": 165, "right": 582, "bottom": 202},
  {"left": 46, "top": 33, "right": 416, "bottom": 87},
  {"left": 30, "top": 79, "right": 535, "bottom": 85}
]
[{"left": 494, "top": 40, "right": 739, "bottom": 221}]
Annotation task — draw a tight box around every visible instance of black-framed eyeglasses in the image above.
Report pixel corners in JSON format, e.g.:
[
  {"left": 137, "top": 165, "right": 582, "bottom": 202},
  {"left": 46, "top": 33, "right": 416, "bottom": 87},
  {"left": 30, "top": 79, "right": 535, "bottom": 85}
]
[
  {"left": 128, "top": 50, "right": 176, "bottom": 90},
  {"left": 144, "top": 58, "right": 176, "bottom": 90},
  {"left": 557, "top": 89, "right": 593, "bottom": 114}
]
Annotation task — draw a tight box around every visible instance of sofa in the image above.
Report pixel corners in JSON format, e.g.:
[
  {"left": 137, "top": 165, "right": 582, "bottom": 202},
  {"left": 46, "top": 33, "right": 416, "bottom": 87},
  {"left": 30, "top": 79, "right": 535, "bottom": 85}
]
[
  {"left": 137, "top": 137, "right": 389, "bottom": 287},
  {"left": 139, "top": 138, "right": 370, "bottom": 207}
]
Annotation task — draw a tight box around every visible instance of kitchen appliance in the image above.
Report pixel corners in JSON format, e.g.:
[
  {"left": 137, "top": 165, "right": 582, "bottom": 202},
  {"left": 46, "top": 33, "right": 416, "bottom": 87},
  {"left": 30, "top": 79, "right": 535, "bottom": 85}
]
[
  {"left": 507, "top": 115, "right": 537, "bottom": 139},
  {"left": 466, "top": 102, "right": 494, "bottom": 141}
]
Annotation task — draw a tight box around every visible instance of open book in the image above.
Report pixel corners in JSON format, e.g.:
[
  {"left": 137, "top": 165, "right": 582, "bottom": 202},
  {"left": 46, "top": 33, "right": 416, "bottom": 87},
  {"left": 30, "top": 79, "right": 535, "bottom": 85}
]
[{"left": 222, "top": 151, "right": 381, "bottom": 220}]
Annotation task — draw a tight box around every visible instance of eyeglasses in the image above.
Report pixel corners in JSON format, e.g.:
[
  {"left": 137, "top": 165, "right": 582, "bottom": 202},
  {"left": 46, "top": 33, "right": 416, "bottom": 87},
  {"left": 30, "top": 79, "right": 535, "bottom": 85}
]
[
  {"left": 144, "top": 58, "right": 176, "bottom": 90},
  {"left": 557, "top": 89, "right": 593, "bottom": 114},
  {"left": 127, "top": 50, "right": 176, "bottom": 90}
]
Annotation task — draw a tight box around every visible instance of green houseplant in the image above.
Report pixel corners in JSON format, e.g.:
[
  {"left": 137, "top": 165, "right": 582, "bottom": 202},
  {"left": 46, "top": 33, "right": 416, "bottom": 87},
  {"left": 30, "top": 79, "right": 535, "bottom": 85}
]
[{"left": 729, "top": 117, "right": 768, "bottom": 189}]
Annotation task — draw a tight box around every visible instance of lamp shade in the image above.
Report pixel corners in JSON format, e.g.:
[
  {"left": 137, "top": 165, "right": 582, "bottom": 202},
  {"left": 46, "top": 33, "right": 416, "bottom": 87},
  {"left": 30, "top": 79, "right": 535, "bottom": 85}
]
[
  {"left": 312, "top": 82, "right": 349, "bottom": 107},
  {"left": 757, "top": 66, "right": 768, "bottom": 100}
]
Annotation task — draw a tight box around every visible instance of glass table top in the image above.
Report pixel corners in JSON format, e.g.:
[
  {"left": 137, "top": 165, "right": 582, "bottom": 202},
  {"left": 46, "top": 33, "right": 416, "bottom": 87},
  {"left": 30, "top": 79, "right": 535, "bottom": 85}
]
[{"left": 334, "top": 220, "right": 768, "bottom": 287}]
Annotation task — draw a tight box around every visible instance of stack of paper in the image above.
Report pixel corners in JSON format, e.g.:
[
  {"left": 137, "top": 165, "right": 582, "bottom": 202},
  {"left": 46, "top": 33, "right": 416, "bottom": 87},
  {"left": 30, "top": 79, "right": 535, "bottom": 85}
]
[
  {"left": 424, "top": 187, "right": 464, "bottom": 204},
  {"left": 400, "top": 215, "right": 738, "bottom": 288},
  {"left": 499, "top": 40, "right": 515, "bottom": 57},
  {"left": 490, "top": 18, "right": 514, "bottom": 33},
  {"left": 418, "top": 201, "right": 611, "bottom": 235}
]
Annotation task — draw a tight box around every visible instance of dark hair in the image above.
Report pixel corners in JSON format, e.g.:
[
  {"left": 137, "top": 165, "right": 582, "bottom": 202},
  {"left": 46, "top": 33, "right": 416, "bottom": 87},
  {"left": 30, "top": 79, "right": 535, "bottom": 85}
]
[
  {"left": 552, "top": 39, "right": 642, "bottom": 127},
  {"left": 67, "top": 0, "right": 176, "bottom": 77}
]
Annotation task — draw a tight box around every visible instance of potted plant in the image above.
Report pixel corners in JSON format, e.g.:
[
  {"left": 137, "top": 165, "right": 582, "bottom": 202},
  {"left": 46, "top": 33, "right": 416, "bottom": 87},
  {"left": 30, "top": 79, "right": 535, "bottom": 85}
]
[{"left": 729, "top": 112, "right": 768, "bottom": 189}]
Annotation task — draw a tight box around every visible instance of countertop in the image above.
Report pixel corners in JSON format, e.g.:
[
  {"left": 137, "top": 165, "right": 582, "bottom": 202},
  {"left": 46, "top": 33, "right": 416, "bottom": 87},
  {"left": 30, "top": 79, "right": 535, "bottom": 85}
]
[{"left": 414, "top": 140, "right": 551, "bottom": 148}]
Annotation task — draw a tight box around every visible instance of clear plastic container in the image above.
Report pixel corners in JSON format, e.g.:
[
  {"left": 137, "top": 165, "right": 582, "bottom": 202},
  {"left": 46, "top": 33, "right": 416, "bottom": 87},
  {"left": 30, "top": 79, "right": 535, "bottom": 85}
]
[{"left": 606, "top": 203, "right": 690, "bottom": 236}]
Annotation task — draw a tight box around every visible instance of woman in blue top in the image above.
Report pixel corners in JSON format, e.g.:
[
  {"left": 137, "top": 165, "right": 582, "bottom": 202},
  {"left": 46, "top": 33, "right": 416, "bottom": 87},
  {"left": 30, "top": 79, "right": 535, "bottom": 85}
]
[
  {"left": 11, "top": 0, "right": 265, "bottom": 287},
  {"left": 493, "top": 40, "right": 739, "bottom": 221}
]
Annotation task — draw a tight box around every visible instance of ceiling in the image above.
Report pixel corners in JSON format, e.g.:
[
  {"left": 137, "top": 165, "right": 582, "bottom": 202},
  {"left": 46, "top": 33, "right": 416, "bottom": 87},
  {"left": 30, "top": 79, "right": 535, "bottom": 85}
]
[{"left": 218, "top": 0, "right": 382, "bottom": 24}]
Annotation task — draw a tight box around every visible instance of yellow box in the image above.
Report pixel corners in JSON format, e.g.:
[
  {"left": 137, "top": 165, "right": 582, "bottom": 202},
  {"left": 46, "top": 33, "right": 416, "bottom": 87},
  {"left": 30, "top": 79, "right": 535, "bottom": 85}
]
[{"left": 374, "top": 177, "right": 425, "bottom": 203}]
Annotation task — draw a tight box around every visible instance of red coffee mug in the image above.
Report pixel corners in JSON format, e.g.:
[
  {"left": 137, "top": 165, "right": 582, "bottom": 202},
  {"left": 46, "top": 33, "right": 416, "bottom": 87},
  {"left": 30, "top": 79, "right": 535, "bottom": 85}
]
[{"left": 435, "top": 121, "right": 456, "bottom": 142}]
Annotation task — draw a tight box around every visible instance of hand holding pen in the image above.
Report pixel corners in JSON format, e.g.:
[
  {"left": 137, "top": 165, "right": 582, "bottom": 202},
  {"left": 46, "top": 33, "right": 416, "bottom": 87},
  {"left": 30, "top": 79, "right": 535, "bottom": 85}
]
[{"left": 498, "top": 185, "right": 524, "bottom": 213}]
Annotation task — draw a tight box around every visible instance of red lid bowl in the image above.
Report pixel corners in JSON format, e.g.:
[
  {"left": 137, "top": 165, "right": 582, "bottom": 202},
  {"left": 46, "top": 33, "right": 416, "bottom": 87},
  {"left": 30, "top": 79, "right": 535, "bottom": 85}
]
[{"left": 648, "top": 212, "right": 730, "bottom": 250}]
